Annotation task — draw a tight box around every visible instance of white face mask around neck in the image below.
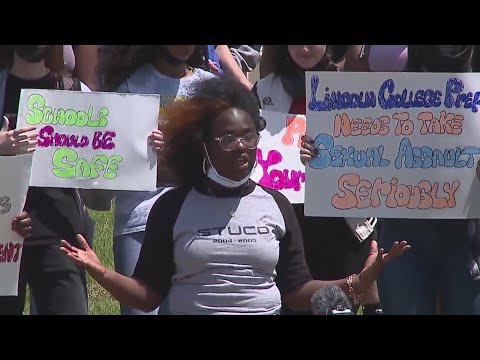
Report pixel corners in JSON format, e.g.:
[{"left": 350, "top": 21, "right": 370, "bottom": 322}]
[{"left": 203, "top": 143, "right": 254, "bottom": 188}]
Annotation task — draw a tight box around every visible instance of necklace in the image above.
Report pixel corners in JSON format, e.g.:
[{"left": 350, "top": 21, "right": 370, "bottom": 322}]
[
  {"left": 228, "top": 180, "right": 250, "bottom": 218},
  {"left": 205, "top": 180, "right": 250, "bottom": 218}
]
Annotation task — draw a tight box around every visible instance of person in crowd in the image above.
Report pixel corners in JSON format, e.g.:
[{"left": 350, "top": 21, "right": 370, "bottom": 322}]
[
  {"left": 212, "top": 45, "right": 255, "bottom": 89},
  {"left": 93, "top": 45, "right": 215, "bottom": 315},
  {"left": 63, "top": 45, "right": 101, "bottom": 91},
  {"left": 260, "top": 45, "right": 346, "bottom": 78},
  {"left": 253, "top": 45, "right": 381, "bottom": 315},
  {"left": 30, "top": 45, "right": 99, "bottom": 315},
  {"left": 374, "top": 45, "right": 478, "bottom": 314},
  {"left": 0, "top": 45, "right": 91, "bottom": 315},
  {"left": 60, "top": 76, "right": 409, "bottom": 315}
]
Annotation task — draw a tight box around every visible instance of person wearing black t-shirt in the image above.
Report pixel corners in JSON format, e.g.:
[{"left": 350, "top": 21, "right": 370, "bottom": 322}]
[
  {"left": 252, "top": 45, "right": 382, "bottom": 315},
  {"left": 0, "top": 45, "right": 89, "bottom": 315}
]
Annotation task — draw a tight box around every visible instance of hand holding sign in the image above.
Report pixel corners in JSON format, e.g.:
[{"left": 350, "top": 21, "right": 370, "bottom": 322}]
[
  {"left": 148, "top": 129, "right": 164, "bottom": 153},
  {"left": 16, "top": 90, "right": 159, "bottom": 191},
  {"left": 300, "top": 135, "right": 318, "bottom": 165},
  {"left": 305, "top": 71, "right": 480, "bottom": 219},
  {"left": 11, "top": 211, "right": 32, "bottom": 239},
  {"left": 0, "top": 117, "right": 38, "bottom": 155}
]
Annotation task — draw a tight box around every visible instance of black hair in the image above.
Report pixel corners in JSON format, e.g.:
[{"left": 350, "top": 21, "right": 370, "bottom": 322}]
[
  {"left": 328, "top": 45, "right": 349, "bottom": 64},
  {"left": 190, "top": 76, "right": 266, "bottom": 137},
  {"left": 99, "top": 45, "right": 210, "bottom": 91},
  {"left": 408, "top": 45, "right": 474, "bottom": 72},
  {"left": 162, "top": 76, "right": 265, "bottom": 186}
]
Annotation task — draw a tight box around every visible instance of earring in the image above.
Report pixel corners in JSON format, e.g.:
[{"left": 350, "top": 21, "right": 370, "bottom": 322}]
[{"left": 202, "top": 158, "right": 209, "bottom": 175}]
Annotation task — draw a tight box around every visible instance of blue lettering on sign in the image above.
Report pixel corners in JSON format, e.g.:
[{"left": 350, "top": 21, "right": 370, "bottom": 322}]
[{"left": 309, "top": 134, "right": 390, "bottom": 169}]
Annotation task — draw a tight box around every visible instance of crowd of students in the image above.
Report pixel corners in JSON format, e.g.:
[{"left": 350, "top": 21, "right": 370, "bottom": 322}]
[{"left": 1, "top": 45, "right": 478, "bottom": 315}]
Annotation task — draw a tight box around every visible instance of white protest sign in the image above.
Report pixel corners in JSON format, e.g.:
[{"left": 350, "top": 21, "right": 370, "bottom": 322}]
[
  {"left": 305, "top": 72, "right": 480, "bottom": 219},
  {"left": 17, "top": 90, "right": 160, "bottom": 191},
  {"left": 252, "top": 110, "right": 305, "bottom": 203},
  {"left": 0, "top": 155, "right": 32, "bottom": 296}
]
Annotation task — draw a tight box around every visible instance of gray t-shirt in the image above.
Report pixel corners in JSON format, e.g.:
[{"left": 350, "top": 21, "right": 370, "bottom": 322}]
[
  {"left": 113, "top": 64, "right": 215, "bottom": 236},
  {"left": 134, "top": 181, "right": 312, "bottom": 315}
]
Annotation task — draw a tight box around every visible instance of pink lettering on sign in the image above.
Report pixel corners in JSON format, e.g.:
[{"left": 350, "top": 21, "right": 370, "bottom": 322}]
[
  {"left": 92, "top": 131, "right": 116, "bottom": 150},
  {"left": 256, "top": 149, "right": 305, "bottom": 192},
  {"left": 38, "top": 126, "right": 89, "bottom": 148},
  {"left": 37, "top": 126, "right": 117, "bottom": 150}
]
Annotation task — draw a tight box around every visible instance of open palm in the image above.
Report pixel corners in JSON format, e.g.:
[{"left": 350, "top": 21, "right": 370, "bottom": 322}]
[
  {"left": 356, "top": 240, "right": 410, "bottom": 293},
  {"left": 60, "top": 234, "right": 105, "bottom": 277}
]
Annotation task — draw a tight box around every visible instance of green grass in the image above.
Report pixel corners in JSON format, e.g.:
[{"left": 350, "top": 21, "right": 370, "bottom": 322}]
[
  {"left": 86, "top": 208, "right": 120, "bottom": 315},
  {"left": 23, "top": 208, "right": 120, "bottom": 315}
]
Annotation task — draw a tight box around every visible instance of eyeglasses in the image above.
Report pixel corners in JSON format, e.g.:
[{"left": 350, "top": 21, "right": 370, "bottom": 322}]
[{"left": 213, "top": 132, "right": 260, "bottom": 151}]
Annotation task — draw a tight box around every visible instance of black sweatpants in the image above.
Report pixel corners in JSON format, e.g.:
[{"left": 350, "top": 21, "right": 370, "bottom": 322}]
[{"left": 0, "top": 242, "right": 88, "bottom": 315}]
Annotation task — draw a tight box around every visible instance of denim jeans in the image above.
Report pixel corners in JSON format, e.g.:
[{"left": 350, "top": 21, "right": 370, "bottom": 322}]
[
  {"left": 114, "top": 231, "right": 169, "bottom": 315},
  {"left": 377, "top": 219, "right": 475, "bottom": 315}
]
